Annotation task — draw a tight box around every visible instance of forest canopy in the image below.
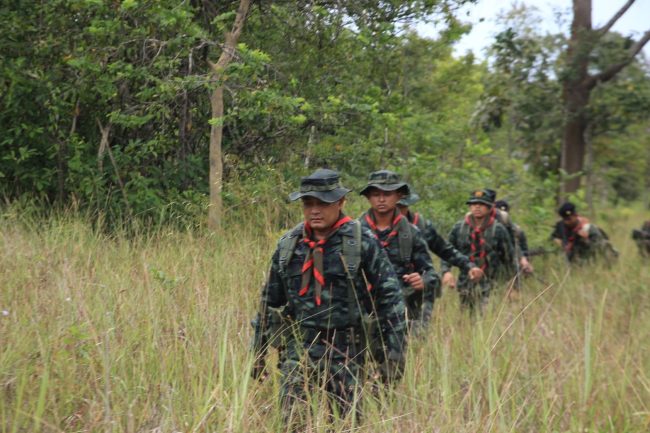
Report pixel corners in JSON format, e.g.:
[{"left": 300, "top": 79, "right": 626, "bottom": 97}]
[{"left": 1, "top": 0, "right": 649, "bottom": 228}]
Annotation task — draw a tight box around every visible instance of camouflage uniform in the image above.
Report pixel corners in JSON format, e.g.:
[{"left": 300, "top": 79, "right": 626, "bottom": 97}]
[
  {"left": 398, "top": 190, "right": 477, "bottom": 298},
  {"left": 632, "top": 221, "right": 650, "bottom": 257},
  {"left": 251, "top": 169, "right": 406, "bottom": 425},
  {"left": 359, "top": 210, "right": 438, "bottom": 331},
  {"left": 443, "top": 189, "right": 515, "bottom": 313},
  {"left": 551, "top": 202, "right": 618, "bottom": 263},
  {"left": 359, "top": 171, "right": 439, "bottom": 334}
]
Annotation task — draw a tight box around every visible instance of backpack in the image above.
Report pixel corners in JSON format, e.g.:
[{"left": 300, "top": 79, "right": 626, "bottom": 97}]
[
  {"left": 272, "top": 220, "right": 380, "bottom": 352},
  {"left": 363, "top": 212, "right": 414, "bottom": 266},
  {"left": 277, "top": 220, "right": 362, "bottom": 278}
]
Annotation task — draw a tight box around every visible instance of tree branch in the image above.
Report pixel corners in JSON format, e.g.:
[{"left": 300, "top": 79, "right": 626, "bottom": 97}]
[
  {"left": 596, "top": 0, "right": 636, "bottom": 36},
  {"left": 586, "top": 29, "right": 650, "bottom": 89},
  {"left": 209, "top": 0, "right": 251, "bottom": 75}
]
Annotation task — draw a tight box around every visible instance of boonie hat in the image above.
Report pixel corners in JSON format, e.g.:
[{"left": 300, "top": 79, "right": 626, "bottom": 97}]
[
  {"left": 466, "top": 189, "right": 496, "bottom": 206},
  {"left": 360, "top": 170, "right": 410, "bottom": 196},
  {"left": 288, "top": 168, "right": 351, "bottom": 203},
  {"left": 398, "top": 184, "right": 420, "bottom": 206}
]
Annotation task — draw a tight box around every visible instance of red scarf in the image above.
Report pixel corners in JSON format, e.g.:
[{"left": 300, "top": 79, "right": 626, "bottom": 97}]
[
  {"left": 564, "top": 216, "right": 589, "bottom": 253},
  {"left": 365, "top": 210, "right": 403, "bottom": 248},
  {"left": 411, "top": 212, "right": 420, "bottom": 227},
  {"left": 465, "top": 210, "right": 496, "bottom": 271},
  {"left": 300, "top": 215, "right": 352, "bottom": 306}
]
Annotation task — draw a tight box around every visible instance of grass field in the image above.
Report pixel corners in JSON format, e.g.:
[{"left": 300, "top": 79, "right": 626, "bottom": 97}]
[{"left": 1, "top": 208, "right": 648, "bottom": 432}]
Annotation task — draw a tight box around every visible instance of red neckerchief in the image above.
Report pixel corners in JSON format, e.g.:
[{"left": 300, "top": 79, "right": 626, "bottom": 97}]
[
  {"left": 565, "top": 215, "right": 588, "bottom": 253},
  {"left": 465, "top": 209, "right": 497, "bottom": 271},
  {"left": 411, "top": 211, "right": 420, "bottom": 227},
  {"left": 300, "top": 215, "right": 352, "bottom": 306},
  {"left": 365, "top": 209, "right": 403, "bottom": 248}
]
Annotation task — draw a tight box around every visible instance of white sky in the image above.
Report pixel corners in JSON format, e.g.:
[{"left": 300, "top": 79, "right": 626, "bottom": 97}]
[{"left": 416, "top": 0, "right": 650, "bottom": 59}]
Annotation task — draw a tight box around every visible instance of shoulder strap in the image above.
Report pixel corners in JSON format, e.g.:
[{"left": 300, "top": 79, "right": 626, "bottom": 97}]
[
  {"left": 397, "top": 216, "right": 413, "bottom": 264},
  {"left": 460, "top": 218, "right": 471, "bottom": 242},
  {"left": 341, "top": 220, "right": 362, "bottom": 274},
  {"left": 278, "top": 223, "right": 303, "bottom": 276}
]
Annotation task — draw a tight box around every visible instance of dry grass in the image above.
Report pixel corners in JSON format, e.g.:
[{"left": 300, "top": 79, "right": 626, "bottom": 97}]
[{"left": 1, "top": 208, "right": 648, "bottom": 432}]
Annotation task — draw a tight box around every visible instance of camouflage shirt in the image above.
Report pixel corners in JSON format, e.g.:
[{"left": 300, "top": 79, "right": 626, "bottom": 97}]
[
  {"left": 551, "top": 218, "right": 610, "bottom": 262},
  {"left": 443, "top": 216, "right": 515, "bottom": 290},
  {"left": 405, "top": 211, "right": 475, "bottom": 274},
  {"left": 252, "top": 218, "right": 406, "bottom": 358},
  {"left": 359, "top": 210, "right": 439, "bottom": 303}
]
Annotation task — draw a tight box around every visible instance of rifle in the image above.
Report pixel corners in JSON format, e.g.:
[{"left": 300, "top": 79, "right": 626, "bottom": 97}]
[{"left": 527, "top": 246, "right": 560, "bottom": 257}]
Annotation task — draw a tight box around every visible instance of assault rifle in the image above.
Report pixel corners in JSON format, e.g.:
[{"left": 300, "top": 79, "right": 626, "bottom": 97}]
[{"left": 527, "top": 246, "right": 560, "bottom": 257}]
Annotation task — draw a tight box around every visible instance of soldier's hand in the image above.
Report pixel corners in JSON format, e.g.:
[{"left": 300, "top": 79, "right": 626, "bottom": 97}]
[
  {"left": 403, "top": 273, "right": 424, "bottom": 290},
  {"left": 468, "top": 267, "right": 484, "bottom": 282},
  {"left": 519, "top": 257, "right": 533, "bottom": 274},
  {"left": 251, "top": 358, "right": 268, "bottom": 381},
  {"left": 442, "top": 271, "right": 456, "bottom": 288}
]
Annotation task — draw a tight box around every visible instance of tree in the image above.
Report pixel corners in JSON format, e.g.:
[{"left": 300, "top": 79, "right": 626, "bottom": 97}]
[
  {"left": 206, "top": 0, "right": 251, "bottom": 231},
  {"left": 560, "top": 0, "right": 650, "bottom": 196}
]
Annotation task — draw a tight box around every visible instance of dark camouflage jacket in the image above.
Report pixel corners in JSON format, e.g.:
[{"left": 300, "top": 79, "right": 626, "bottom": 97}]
[
  {"left": 443, "top": 216, "right": 515, "bottom": 290},
  {"left": 551, "top": 218, "right": 612, "bottom": 262},
  {"left": 252, "top": 218, "right": 406, "bottom": 359},
  {"left": 406, "top": 211, "right": 475, "bottom": 274},
  {"left": 359, "top": 210, "right": 439, "bottom": 303}
]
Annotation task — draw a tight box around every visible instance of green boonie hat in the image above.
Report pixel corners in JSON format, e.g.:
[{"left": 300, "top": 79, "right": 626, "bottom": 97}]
[
  {"left": 359, "top": 170, "right": 410, "bottom": 196},
  {"left": 398, "top": 184, "right": 420, "bottom": 206},
  {"left": 466, "top": 188, "right": 496, "bottom": 206},
  {"left": 288, "top": 168, "right": 351, "bottom": 203}
]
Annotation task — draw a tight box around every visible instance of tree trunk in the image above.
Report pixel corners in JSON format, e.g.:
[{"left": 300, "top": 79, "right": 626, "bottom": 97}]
[
  {"left": 560, "top": 0, "right": 592, "bottom": 198},
  {"left": 207, "top": 0, "right": 251, "bottom": 231}
]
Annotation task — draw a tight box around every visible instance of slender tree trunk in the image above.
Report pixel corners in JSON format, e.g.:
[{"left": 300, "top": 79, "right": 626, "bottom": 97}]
[
  {"left": 560, "top": 0, "right": 592, "bottom": 198},
  {"left": 207, "top": 0, "right": 251, "bottom": 231}
]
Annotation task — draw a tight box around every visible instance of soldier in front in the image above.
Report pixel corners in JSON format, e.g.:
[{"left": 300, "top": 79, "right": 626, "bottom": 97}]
[{"left": 251, "top": 169, "right": 406, "bottom": 427}]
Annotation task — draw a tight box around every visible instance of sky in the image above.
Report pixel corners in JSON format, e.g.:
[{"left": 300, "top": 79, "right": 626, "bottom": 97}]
[{"left": 416, "top": 0, "right": 650, "bottom": 59}]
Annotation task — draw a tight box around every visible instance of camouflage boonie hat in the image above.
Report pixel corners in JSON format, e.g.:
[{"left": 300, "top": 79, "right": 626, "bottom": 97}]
[
  {"left": 466, "top": 188, "right": 496, "bottom": 206},
  {"left": 288, "top": 168, "right": 351, "bottom": 203},
  {"left": 360, "top": 170, "right": 410, "bottom": 196},
  {"left": 398, "top": 184, "right": 420, "bottom": 206}
]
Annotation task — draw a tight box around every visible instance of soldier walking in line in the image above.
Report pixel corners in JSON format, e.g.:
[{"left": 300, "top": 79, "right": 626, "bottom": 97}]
[
  {"left": 444, "top": 189, "right": 515, "bottom": 315},
  {"left": 251, "top": 169, "right": 407, "bottom": 427},
  {"left": 495, "top": 199, "right": 534, "bottom": 276},
  {"left": 632, "top": 220, "right": 650, "bottom": 257},
  {"left": 397, "top": 187, "right": 484, "bottom": 295},
  {"left": 551, "top": 202, "right": 618, "bottom": 263},
  {"left": 358, "top": 171, "right": 440, "bottom": 336}
]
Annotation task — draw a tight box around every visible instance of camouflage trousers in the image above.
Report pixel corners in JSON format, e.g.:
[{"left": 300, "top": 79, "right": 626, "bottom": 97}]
[
  {"left": 404, "top": 292, "right": 433, "bottom": 337},
  {"left": 280, "top": 329, "right": 365, "bottom": 429},
  {"left": 457, "top": 279, "right": 490, "bottom": 316}
]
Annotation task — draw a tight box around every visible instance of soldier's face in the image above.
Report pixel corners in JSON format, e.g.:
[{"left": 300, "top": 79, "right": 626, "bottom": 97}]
[
  {"left": 367, "top": 189, "right": 402, "bottom": 215},
  {"left": 563, "top": 214, "right": 578, "bottom": 227},
  {"left": 302, "top": 197, "right": 344, "bottom": 231},
  {"left": 469, "top": 203, "right": 491, "bottom": 219}
]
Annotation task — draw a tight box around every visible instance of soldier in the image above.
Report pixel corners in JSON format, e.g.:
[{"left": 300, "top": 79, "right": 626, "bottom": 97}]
[
  {"left": 251, "top": 169, "right": 406, "bottom": 426},
  {"left": 358, "top": 171, "right": 440, "bottom": 335},
  {"left": 552, "top": 202, "right": 618, "bottom": 263},
  {"left": 397, "top": 187, "right": 484, "bottom": 294},
  {"left": 443, "top": 189, "right": 515, "bottom": 315},
  {"left": 632, "top": 220, "right": 650, "bottom": 257},
  {"left": 495, "top": 200, "right": 534, "bottom": 275}
]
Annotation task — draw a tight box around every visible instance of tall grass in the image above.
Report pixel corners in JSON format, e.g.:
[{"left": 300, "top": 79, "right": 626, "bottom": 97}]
[{"left": 0, "top": 206, "right": 648, "bottom": 432}]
